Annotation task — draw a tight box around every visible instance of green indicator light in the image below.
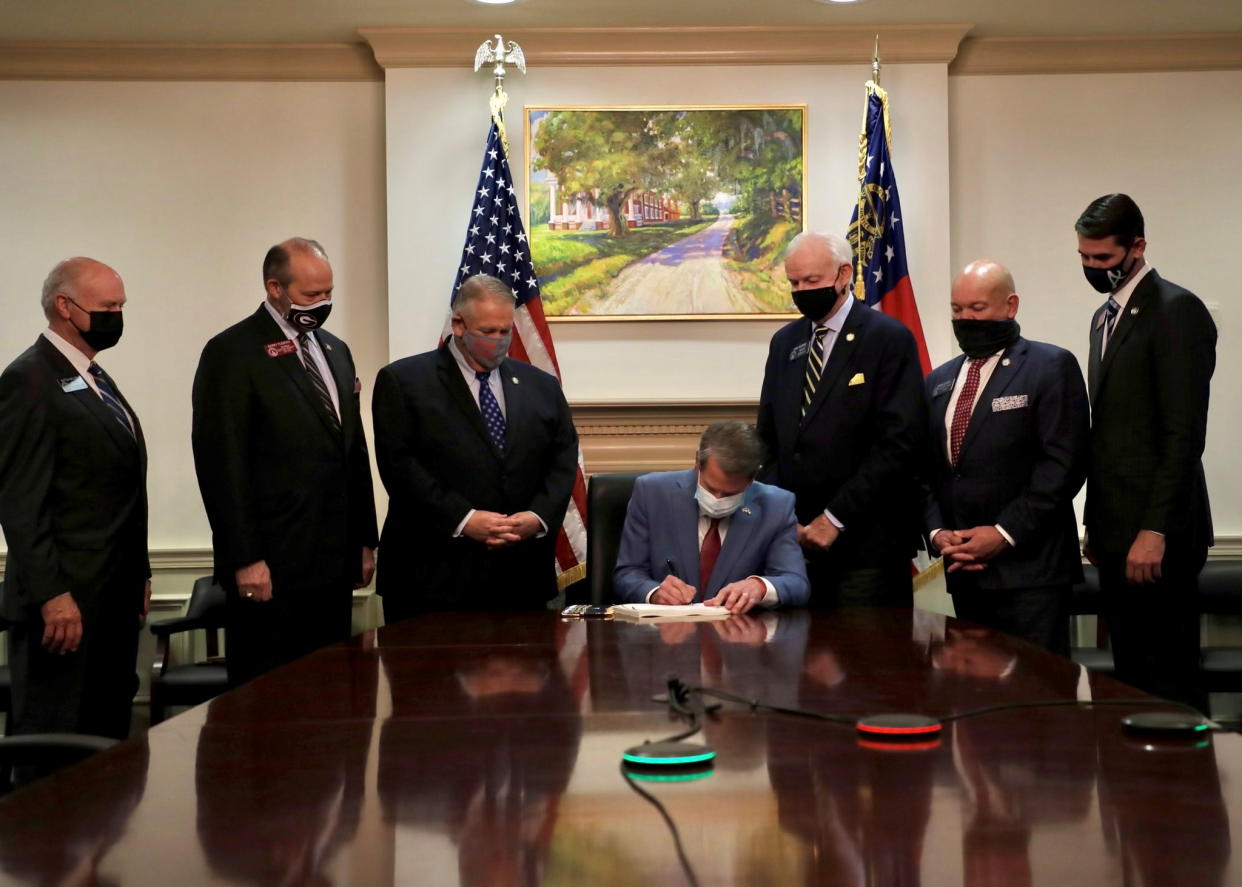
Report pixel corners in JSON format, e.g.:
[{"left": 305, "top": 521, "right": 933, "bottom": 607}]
[
  {"left": 625, "top": 769, "right": 715, "bottom": 783},
  {"left": 622, "top": 750, "right": 716, "bottom": 766}
]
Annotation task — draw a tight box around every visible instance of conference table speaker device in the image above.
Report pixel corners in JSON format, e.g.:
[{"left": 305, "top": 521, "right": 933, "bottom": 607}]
[
  {"left": 855, "top": 713, "right": 943, "bottom": 742},
  {"left": 622, "top": 740, "right": 717, "bottom": 769},
  {"left": 1120, "top": 711, "right": 1213, "bottom": 736}
]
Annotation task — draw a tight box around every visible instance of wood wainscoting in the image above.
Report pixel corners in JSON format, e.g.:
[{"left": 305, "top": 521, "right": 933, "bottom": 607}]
[{"left": 571, "top": 400, "right": 760, "bottom": 475}]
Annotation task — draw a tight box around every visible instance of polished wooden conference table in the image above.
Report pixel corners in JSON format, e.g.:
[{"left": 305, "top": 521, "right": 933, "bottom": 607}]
[{"left": 0, "top": 608, "right": 1238, "bottom": 886}]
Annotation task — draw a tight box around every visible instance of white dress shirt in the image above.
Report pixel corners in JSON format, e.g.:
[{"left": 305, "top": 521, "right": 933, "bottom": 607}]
[
  {"left": 42, "top": 327, "right": 134, "bottom": 431},
  {"left": 263, "top": 300, "right": 340, "bottom": 419},
  {"left": 446, "top": 336, "right": 545, "bottom": 539},
  {"left": 810, "top": 294, "right": 854, "bottom": 530},
  {"left": 645, "top": 511, "right": 779, "bottom": 606},
  {"left": 931, "top": 349, "right": 1015, "bottom": 548},
  {"left": 1101, "top": 261, "right": 1153, "bottom": 355}
]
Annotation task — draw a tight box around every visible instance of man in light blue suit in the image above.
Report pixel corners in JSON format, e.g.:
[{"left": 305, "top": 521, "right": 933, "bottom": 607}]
[{"left": 614, "top": 422, "right": 810, "bottom": 613}]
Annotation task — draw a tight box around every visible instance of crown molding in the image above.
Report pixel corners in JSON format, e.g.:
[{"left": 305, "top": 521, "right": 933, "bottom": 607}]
[
  {"left": 359, "top": 24, "right": 973, "bottom": 69},
  {"left": 0, "top": 42, "right": 383, "bottom": 81},
  {"left": 951, "top": 32, "right": 1242, "bottom": 76}
]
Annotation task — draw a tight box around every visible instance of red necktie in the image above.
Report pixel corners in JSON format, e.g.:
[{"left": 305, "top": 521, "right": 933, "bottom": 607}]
[
  {"left": 949, "top": 358, "right": 986, "bottom": 467},
  {"left": 699, "top": 518, "right": 722, "bottom": 599}
]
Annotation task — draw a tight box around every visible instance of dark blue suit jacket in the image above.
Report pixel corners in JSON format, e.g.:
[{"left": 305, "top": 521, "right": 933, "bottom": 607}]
[
  {"left": 613, "top": 469, "right": 809, "bottom": 606},
  {"left": 757, "top": 302, "right": 928, "bottom": 562},
  {"left": 924, "top": 337, "right": 1089, "bottom": 591}
]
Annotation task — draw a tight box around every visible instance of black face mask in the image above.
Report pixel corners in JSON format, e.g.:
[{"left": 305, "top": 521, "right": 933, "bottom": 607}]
[
  {"left": 285, "top": 298, "right": 332, "bottom": 332},
  {"left": 952, "top": 318, "right": 1020, "bottom": 359},
  {"left": 67, "top": 297, "right": 124, "bottom": 352},
  {"left": 792, "top": 285, "right": 843, "bottom": 321},
  {"left": 1082, "top": 247, "right": 1136, "bottom": 294}
]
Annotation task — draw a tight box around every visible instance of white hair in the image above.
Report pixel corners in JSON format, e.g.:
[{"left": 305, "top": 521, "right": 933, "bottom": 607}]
[{"left": 784, "top": 231, "right": 853, "bottom": 268}]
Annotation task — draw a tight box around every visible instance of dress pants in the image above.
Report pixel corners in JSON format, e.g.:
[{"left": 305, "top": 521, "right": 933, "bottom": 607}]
[
  {"left": 1097, "top": 549, "right": 1206, "bottom": 713},
  {"left": 225, "top": 582, "right": 353, "bottom": 687},
  {"left": 951, "top": 584, "right": 1070, "bottom": 657},
  {"left": 806, "top": 548, "right": 912, "bottom": 609},
  {"left": 8, "top": 588, "right": 141, "bottom": 740}
]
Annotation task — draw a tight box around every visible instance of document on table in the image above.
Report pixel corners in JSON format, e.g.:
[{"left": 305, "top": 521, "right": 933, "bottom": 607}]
[{"left": 610, "top": 603, "right": 731, "bottom": 622}]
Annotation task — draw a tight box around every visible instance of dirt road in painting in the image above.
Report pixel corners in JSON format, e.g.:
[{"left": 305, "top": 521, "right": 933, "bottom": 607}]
[{"left": 601, "top": 215, "right": 762, "bottom": 314}]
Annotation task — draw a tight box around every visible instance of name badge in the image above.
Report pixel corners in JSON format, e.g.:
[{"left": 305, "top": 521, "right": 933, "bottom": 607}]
[
  {"left": 59, "top": 376, "right": 88, "bottom": 393},
  {"left": 992, "top": 394, "right": 1029, "bottom": 412},
  {"left": 932, "top": 380, "right": 953, "bottom": 397},
  {"left": 848, "top": 373, "right": 866, "bottom": 387},
  {"left": 264, "top": 340, "right": 297, "bottom": 358},
  {"left": 788, "top": 342, "right": 809, "bottom": 361}
]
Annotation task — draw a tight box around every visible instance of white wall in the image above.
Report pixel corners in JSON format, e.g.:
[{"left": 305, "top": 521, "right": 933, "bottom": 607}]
[
  {"left": 2, "top": 64, "right": 1238, "bottom": 555},
  {"left": 950, "top": 69, "right": 1242, "bottom": 534},
  {"left": 0, "top": 80, "right": 389, "bottom": 553},
  {"left": 384, "top": 63, "right": 953, "bottom": 403}
]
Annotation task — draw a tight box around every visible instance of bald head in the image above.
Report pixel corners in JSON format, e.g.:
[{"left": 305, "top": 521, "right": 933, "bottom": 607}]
[
  {"left": 41, "top": 257, "right": 123, "bottom": 320},
  {"left": 951, "top": 260, "right": 1018, "bottom": 321}
]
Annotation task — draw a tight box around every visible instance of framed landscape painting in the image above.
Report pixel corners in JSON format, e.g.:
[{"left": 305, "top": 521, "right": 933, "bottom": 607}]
[{"left": 525, "top": 105, "right": 806, "bottom": 321}]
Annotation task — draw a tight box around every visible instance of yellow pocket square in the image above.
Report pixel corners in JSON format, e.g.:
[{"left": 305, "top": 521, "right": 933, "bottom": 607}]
[{"left": 848, "top": 373, "right": 866, "bottom": 386}]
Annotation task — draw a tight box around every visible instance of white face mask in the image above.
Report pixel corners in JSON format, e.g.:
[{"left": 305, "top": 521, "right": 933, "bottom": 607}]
[{"left": 695, "top": 483, "right": 745, "bottom": 519}]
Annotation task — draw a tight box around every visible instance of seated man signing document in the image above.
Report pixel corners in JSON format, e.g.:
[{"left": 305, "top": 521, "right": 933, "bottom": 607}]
[{"left": 614, "top": 422, "right": 810, "bottom": 613}]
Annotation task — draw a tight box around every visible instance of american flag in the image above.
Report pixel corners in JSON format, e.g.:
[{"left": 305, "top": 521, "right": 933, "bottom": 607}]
[
  {"left": 447, "top": 119, "right": 588, "bottom": 590},
  {"left": 847, "top": 83, "right": 932, "bottom": 376}
]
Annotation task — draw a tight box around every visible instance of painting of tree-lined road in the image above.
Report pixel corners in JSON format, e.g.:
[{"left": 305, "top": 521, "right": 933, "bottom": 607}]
[{"left": 526, "top": 107, "right": 806, "bottom": 319}]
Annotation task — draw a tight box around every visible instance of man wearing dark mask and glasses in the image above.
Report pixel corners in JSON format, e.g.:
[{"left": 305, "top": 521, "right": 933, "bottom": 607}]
[
  {"left": 371, "top": 273, "right": 577, "bottom": 620},
  {"left": 1077, "top": 193, "right": 1216, "bottom": 710},
  {"left": 758, "top": 232, "right": 927, "bottom": 608},
  {"left": 192, "top": 237, "right": 378, "bottom": 686},
  {"left": 0, "top": 257, "right": 150, "bottom": 740},
  {"left": 924, "top": 260, "right": 1089, "bottom": 653}
]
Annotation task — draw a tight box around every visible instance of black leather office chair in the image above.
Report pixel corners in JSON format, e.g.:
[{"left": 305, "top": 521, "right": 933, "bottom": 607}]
[
  {"left": 1069, "top": 565, "right": 1115, "bottom": 673},
  {"left": 148, "top": 576, "right": 228, "bottom": 724},
  {"left": 1197, "top": 561, "right": 1242, "bottom": 693},
  {"left": 0, "top": 733, "right": 119, "bottom": 793},
  {"left": 586, "top": 472, "right": 644, "bottom": 606}
]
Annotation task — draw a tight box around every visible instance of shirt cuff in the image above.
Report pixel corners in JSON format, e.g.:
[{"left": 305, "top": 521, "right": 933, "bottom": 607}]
[
  {"left": 930, "top": 528, "right": 945, "bottom": 551},
  {"left": 995, "top": 524, "right": 1016, "bottom": 548},
  {"left": 751, "top": 576, "right": 779, "bottom": 608},
  {"left": 645, "top": 586, "right": 659, "bottom": 603},
  {"left": 452, "top": 509, "right": 475, "bottom": 538},
  {"left": 823, "top": 509, "right": 844, "bottom": 530},
  {"left": 529, "top": 511, "right": 548, "bottom": 539}
]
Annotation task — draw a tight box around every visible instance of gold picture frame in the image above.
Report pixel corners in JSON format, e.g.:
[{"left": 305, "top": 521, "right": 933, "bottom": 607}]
[{"left": 525, "top": 105, "right": 807, "bottom": 322}]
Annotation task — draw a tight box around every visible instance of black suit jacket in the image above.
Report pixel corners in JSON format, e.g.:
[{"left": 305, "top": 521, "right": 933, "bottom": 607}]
[
  {"left": 0, "top": 336, "right": 149, "bottom": 622},
  {"left": 372, "top": 344, "right": 578, "bottom": 611},
  {"left": 1086, "top": 270, "right": 1215, "bottom": 559},
  {"left": 757, "top": 302, "right": 929, "bottom": 562},
  {"left": 924, "top": 337, "right": 1089, "bottom": 591},
  {"left": 191, "top": 306, "right": 378, "bottom": 592}
]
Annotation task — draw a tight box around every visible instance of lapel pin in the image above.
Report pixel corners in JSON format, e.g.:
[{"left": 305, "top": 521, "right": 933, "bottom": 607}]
[
  {"left": 1130, "top": 307, "right": 1140, "bottom": 315},
  {"left": 512, "top": 377, "right": 519, "bottom": 384},
  {"left": 741, "top": 507, "right": 752, "bottom": 515},
  {"left": 845, "top": 332, "right": 855, "bottom": 342},
  {"left": 1002, "top": 358, "right": 1011, "bottom": 367},
  {"left": 324, "top": 343, "right": 332, "bottom": 351}
]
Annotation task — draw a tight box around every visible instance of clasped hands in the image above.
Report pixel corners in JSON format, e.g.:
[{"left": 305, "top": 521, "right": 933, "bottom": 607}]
[
  {"left": 935, "top": 526, "right": 1009, "bottom": 572},
  {"left": 463, "top": 510, "right": 542, "bottom": 548},
  {"left": 651, "top": 575, "right": 765, "bottom": 615}
]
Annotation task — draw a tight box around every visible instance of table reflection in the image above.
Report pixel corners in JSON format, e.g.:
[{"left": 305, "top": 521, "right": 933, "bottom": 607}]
[
  {"left": 0, "top": 736, "right": 149, "bottom": 887},
  {"left": 379, "top": 619, "right": 581, "bottom": 887}
]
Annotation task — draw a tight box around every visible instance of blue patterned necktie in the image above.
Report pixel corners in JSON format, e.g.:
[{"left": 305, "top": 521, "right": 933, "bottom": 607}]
[
  {"left": 87, "top": 362, "right": 136, "bottom": 439},
  {"left": 476, "top": 370, "right": 506, "bottom": 451},
  {"left": 1101, "top": 296, "right": 1121, "bottom": 356}
]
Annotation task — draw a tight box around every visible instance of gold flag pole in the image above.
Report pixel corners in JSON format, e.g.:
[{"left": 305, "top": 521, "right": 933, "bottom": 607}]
[{"left": 473, "top": 33, "right": 527, "bottom": 155}]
